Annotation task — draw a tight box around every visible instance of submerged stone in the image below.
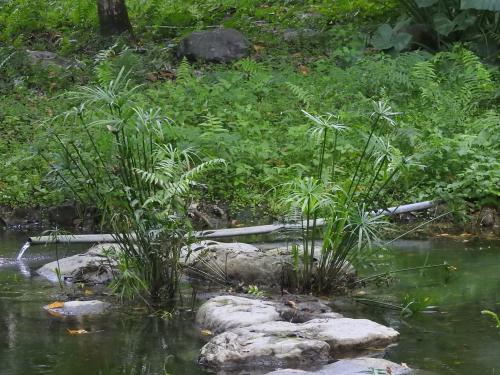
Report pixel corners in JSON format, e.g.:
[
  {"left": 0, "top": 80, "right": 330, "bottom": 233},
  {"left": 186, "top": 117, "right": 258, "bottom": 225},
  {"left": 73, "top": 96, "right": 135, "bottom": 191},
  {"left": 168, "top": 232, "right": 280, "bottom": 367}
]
[
  {"left": 266, "top": 357, "right": 412, "bottom": 374},
  {"left": 44, "top": 300, "right": 110, "bottom": 316}
]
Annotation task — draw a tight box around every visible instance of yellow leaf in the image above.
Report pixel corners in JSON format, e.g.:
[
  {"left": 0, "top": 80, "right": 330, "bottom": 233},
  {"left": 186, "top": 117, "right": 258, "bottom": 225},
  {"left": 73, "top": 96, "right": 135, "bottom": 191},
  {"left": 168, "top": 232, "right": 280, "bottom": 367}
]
[
  {"left": 67, "top": 329, "right": 88, "bottom": 335},
  {"left": 200, "top": 329, "right": 213, "bottom": 337},
  {"left": 84, "top": 289, "right": 93, "bottom": 296},
  {"left": 47, "top": 301, "right": 64, "bottom": 309},
  {"left": 253, "top": 44, "right": 265, "bottom": 54}
]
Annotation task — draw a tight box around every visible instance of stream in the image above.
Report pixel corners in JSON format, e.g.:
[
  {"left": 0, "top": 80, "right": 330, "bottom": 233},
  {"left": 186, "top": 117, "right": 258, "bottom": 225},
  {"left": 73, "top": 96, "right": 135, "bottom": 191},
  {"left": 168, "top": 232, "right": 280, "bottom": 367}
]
[{"left": 0, "top": 231, "right": 499, "bottom": 375}]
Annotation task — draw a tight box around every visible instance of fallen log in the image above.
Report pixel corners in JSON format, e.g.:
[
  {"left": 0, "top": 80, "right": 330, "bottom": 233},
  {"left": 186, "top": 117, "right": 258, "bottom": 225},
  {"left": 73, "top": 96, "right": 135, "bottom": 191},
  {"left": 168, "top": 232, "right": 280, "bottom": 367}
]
[{"left": 28, "top": 200, "right": 439, "bottom": 244}]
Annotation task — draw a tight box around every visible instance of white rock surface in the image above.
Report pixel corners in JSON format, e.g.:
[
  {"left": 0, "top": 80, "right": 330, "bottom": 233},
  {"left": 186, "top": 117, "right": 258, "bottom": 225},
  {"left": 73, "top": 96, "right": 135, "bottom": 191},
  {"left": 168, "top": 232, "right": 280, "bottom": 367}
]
[
  {"left": 43, "top": 300, "right": 110, "bottom": 316},
  {"left": 196, "top": 295, "right": 280, "bottom": 334},
  {"left": 37, "top": 243, "right": 119, "bottom": 284}
]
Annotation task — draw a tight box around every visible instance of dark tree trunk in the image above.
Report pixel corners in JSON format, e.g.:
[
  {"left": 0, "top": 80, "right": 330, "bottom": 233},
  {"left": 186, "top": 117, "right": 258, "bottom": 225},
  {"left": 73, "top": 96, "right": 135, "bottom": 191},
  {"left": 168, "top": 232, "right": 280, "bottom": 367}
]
[{"left": 97, "top": 0, "right": 133, "bottom": 36}]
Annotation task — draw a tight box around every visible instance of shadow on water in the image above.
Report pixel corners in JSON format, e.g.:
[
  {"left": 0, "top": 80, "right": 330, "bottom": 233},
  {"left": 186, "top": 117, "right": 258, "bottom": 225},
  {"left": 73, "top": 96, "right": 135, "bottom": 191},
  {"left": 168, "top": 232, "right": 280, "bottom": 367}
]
[{"left": 1, "top": 230, "right": 500, "bottom": 375}]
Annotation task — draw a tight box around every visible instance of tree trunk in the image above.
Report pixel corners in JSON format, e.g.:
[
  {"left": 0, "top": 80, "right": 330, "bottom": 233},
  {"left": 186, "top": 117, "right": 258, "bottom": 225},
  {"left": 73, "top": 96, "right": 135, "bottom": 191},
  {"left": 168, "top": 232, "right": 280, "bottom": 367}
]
[{"left": 97, "top": 0, "right": 133, "bottom": 36}]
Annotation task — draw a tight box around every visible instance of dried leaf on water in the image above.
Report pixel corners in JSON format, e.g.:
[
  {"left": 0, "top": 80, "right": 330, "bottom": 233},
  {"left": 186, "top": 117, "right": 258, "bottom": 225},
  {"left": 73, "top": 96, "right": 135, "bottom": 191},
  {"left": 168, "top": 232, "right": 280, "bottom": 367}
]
[
  {"left": 67, "top": 329, "right": 88, "bottom": 335},
  {"left": 47, "top": 301, "right": 64, "bottom": 309},
  {"left": 200, "top": 329, "right": 213, "bottom": 337}
]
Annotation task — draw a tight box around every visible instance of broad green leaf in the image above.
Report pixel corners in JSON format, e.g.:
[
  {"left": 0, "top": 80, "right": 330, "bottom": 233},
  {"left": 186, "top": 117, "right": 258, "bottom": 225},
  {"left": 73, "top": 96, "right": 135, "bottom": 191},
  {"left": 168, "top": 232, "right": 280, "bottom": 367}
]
[
  {"left": 461, "top": 0, "right": 500, "bottom": 11},
  {"left": 415, "top": 0, "right": 439, "bottom": 7},
  {"left": 393, "top": 32, "right": 413, "bottom": 52},
  {"left": 371, "top": 24, "right": 395, "bottom": 50},
  {"left": 433, "top": 13, "right": 456, "bottom": 36},
  {"left": 453, "top": 12, "right": 477, "bottom": 31}
]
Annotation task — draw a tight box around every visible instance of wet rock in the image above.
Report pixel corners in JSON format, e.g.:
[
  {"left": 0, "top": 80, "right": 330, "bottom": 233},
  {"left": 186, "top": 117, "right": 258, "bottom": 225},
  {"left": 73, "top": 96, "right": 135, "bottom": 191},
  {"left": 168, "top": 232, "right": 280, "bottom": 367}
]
[
  {"left": 276, "top": 296, "right": 343, "bottom": 323},
  {"left": 177, "top": 28, "right": 250, "bottom": 63},
  {"left": 37, "top": 243, "right": 119, "bottom": 284},
  {"left": 480, "top": 208, "right": 497, "bottom": 227},
  {"left": 266, "top": 357, "right": 412, "bottom": 374},
  {"left": 196, "top": 295, "right": 280, "bottom": 334},
  {"left": 199, "top": 328, "right": 330, "bottom": 372},
  {"left": 47, "top": 204, "right": 79, "bottom": 227},
  {"left": 188, "top": 202, "right": 229, "bottom": 229},
  {"left": 44, "top": 300, "right": 110, "bottom": 316},
  {"left": 1, "top": 207, "right": 42, "bottom": 228}
]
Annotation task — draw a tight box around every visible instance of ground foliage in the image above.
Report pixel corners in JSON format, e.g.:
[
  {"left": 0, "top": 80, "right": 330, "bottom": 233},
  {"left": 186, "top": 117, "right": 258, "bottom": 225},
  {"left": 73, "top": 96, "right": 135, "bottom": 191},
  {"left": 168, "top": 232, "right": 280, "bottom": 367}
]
[{"left": 0, "top": 0, "right": 498, "bottom": 215}]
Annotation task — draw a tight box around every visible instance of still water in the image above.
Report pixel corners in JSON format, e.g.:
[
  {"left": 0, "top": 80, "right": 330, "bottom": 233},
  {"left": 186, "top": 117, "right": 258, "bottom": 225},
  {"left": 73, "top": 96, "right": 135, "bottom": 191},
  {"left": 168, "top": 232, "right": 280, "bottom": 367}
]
[{"left": 0, "top": 231, "right": 499, "bottom": 375}]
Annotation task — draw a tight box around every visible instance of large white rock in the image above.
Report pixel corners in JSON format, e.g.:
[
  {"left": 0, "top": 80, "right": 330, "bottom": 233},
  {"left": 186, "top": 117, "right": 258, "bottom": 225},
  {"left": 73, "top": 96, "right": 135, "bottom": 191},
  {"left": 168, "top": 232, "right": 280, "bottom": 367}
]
[
  {"left": 43, "top": 300, "right": 110, "bottom": 316},
  {"left": 183, "top": 241, "right": 297, "bottom": 286},
  {"left": 37, "top": 243, "right": 119, "bottom": 284},
  {"left": 196, "top": 295, "right": 281, "bottom": 334},
  {"left": 199, "top": 329, "right": 330, "bottom": 371},
  {"left": 267, "top": 357, "right": 412, "bottom": 374}
]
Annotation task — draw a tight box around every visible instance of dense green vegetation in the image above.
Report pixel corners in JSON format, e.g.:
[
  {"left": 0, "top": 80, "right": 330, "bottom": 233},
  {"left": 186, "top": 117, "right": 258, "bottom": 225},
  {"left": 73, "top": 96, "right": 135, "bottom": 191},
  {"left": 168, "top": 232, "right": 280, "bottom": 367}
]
[{"left": 1, "top": 0, "right": 498, "bottom": 215}]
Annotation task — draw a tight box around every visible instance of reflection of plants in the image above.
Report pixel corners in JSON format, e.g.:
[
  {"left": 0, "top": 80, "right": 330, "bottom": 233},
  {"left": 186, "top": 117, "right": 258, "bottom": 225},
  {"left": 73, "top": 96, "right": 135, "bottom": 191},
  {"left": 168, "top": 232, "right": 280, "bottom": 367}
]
[
  {"left": 41, "top": 227, "right": 72, "bottom": 291},
  {"left": 401, "top": 294, "right": 433, "bottom": 317},
  {"left": 481, "top": 310, "right": 500, "bottom": 329}
]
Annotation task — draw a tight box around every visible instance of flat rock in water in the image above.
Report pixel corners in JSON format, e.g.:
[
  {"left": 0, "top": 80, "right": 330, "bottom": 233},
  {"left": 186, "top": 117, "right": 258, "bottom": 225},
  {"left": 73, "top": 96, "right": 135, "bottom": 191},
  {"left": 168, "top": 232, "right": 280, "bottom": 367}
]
[
  {"left": 37, "top": 243, "right": 119, "bottom": 284},
  {"left": 266, "top": 357, "right": 412, "bottom": 374},
  {"left": 196, "top": 295, "right": 280, "bottom": 334},
  {"left": 299, "top": 318, "right": 399, "bottom": 353},
  {"left": 199, "top": 329, "right": 330, "bottom": 372},
  {"left": 44, "top": 300, "right": 110, "bottom": 316}
]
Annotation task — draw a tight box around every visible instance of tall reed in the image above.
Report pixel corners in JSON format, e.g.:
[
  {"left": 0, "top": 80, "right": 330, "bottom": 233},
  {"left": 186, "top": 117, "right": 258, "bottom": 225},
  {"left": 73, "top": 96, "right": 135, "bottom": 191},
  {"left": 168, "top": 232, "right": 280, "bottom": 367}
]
[{"left": 281, "top": 101, "right": 408, "bottom": 294}]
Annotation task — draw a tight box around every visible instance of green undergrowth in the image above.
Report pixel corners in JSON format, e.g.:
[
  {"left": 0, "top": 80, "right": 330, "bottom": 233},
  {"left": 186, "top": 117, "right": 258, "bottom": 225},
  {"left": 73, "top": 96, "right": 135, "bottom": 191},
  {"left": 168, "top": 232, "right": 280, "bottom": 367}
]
[{"left": 0, "top": 0, "right": 498, "bottom": 215}]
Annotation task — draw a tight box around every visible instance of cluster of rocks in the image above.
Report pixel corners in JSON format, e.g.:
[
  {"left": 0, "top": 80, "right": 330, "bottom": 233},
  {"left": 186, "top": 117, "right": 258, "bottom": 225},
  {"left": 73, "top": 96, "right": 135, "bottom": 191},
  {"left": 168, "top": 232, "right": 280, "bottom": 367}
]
[
  {"left": 36, "top": 241, "right": 322, "bottom": 288},
  {"left": 196, "top": 295, "right": 406, "bottom": 374}
]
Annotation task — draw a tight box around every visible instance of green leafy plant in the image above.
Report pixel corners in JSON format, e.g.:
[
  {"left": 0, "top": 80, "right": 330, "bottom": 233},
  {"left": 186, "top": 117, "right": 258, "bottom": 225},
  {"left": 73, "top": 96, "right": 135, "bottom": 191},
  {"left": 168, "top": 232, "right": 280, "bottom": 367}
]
[
  {"left": 247, "top": 285, "right": 265, "bottom": 297},
  {"left": 46, "top": 68, "right": 224, "bottom": 304},
  {"left": 280, "top": 101, "right": 411, "bottom": 293}
]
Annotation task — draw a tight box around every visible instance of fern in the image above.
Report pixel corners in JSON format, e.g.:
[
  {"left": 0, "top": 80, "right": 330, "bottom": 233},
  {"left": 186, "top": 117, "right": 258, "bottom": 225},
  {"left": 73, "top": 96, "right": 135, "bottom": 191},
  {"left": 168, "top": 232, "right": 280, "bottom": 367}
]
[
  {"left": 176, "top": 57, "right": 194, "bottom": 86},
  {"left": 286, "top": 82, "right": 313, "bottom": 109}
]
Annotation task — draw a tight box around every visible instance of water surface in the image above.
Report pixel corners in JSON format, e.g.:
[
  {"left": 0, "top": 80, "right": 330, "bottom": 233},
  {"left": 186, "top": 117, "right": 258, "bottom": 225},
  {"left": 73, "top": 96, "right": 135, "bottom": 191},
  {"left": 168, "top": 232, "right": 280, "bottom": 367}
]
[{"left": 1, "top": 231, "right": 499, "bottom": 375}]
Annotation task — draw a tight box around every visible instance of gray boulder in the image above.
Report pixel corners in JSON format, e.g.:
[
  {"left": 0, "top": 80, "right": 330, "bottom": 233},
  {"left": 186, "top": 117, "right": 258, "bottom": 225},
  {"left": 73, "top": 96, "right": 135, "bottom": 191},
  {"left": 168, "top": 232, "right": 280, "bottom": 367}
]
[
  {"left": 183, "top": 241, "right": 297, "bottom": 287},
  {"left": 177, "top": 28, "right": 250, "bottom": 63},
  {"left": 43, "top": 300, "right": 110, "bottom": 317},
  {"left": 37, "top": 243, "right": 119, "bottom": 284},
  {"left": 267, "top": 357, "right": 412, "bottom": 374},
  {"left": 26, "top": 50, "right": 72, "bottom": 68}
]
